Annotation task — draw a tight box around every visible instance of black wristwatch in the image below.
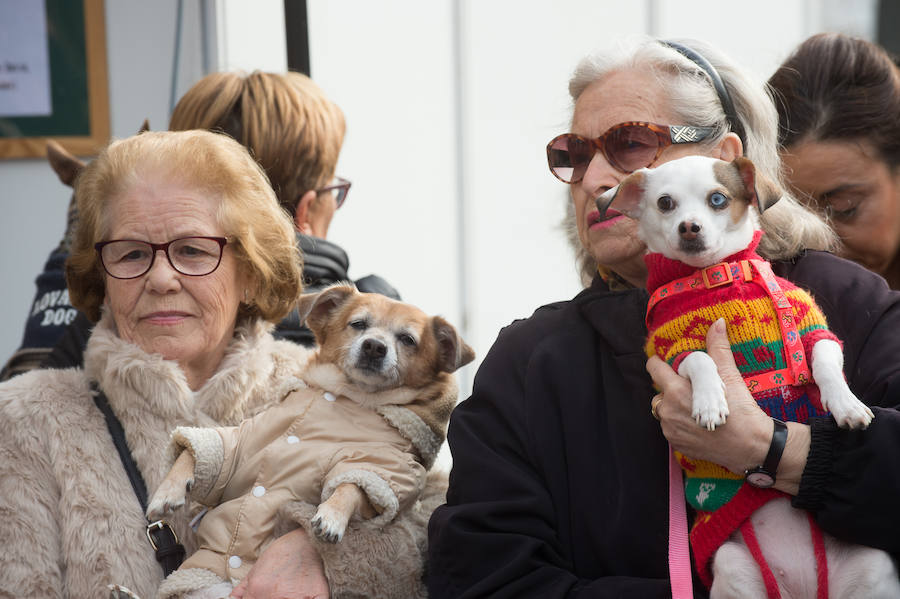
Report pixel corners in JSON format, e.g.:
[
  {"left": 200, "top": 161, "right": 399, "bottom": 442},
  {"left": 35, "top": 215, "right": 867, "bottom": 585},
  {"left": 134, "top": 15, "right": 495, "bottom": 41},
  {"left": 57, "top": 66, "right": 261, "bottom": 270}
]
[{"left": 744, "top": 418, "right": 788, "bottom": 488}]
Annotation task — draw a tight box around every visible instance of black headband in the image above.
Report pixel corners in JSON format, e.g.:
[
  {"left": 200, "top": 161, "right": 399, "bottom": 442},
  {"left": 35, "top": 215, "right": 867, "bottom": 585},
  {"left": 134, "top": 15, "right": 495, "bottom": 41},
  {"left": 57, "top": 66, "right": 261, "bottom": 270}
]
[{"left": 660, "top": 40, "right": 747, "bottom": 147}]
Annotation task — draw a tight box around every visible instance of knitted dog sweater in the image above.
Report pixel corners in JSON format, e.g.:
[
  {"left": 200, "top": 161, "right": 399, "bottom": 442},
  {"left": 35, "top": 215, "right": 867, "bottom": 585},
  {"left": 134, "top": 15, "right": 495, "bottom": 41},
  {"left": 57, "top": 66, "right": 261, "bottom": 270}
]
[{"left": 644, "top": 232, "right": 835, "bottom": 587}]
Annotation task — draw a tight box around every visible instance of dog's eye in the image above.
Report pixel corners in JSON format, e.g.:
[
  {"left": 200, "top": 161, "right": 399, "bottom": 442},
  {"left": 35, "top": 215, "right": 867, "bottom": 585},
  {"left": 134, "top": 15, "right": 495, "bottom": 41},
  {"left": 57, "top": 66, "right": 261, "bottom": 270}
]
[
  {"left": 397, "top": 333, "right": 417, "bottom": 348},
  {"left": 349, "top": 320, "right": 367, "bottom": 331},
  {"left": 657, "top": 195, "right": 675, "bottom": 212},
  {"left": 709, "top": 192, "right": 729, "bottom": 209}
]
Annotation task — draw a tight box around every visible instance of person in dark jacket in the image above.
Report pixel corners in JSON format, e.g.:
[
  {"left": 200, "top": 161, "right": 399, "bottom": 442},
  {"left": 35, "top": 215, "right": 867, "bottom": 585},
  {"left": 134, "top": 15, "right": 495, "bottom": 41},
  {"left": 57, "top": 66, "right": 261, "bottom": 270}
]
[
  {"left": 427, "top": 37, "right": 900, "bottom": 597},
  {"left": 0, "top": 143, "right": 84, "bottom": 380},
  {"left": 2, "top": 70, "right": 399, "bottom": 377}
]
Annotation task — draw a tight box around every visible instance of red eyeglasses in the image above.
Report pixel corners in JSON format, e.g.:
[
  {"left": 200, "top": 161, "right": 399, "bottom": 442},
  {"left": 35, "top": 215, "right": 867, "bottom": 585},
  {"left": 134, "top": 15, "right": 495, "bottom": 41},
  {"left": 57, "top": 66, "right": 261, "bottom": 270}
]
[
  {"left": 95, "top": 236, "right": 228, "bottom": 279},
  {"left": 546, "top": 121, "right": 716, "bottom": 183},
  {"left": 316, "top": 176, "right": 351, "bottom": 209}
]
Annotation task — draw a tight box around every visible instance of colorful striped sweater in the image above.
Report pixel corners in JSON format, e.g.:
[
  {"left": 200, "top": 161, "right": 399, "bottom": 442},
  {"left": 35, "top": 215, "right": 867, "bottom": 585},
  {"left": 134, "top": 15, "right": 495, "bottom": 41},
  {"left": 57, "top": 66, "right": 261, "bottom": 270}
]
[{"left": 644, "top": 232, "right": 835, "bottom": 587}]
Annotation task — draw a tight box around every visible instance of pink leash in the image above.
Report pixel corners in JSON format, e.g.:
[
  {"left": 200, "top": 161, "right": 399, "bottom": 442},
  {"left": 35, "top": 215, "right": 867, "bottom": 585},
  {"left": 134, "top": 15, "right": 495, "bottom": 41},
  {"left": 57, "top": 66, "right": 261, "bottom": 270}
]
[{"left": 668, "top": 443, "right": 694, "bottom": 597}]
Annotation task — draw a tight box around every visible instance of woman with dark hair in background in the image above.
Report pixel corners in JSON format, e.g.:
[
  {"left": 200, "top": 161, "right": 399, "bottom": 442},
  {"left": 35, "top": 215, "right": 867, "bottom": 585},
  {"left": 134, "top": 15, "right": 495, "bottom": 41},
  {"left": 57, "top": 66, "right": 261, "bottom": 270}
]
[{"left": 769, "top": 32, "right": 900, "bottom": 289}]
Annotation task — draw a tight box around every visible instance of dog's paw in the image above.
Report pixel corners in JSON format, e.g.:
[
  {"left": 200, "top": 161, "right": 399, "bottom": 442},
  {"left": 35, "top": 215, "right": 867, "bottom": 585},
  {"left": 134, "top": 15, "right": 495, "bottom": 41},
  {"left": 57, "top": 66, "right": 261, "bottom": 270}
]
[
  {"left": 812, "top": 341, "right": 873, "bottom": 429},
  {"left": 692, "top": 382, "right": 729, "bottom": 431},
  {"left": 311, "top": 503, "right": 350, "bottom": 544},
  {"left": 108, "top": 584, "right": 142, "bottom": 599},
  {"left": 146, "top": 476, "right": 193, "bottom": 521},
  {"left": 821, "top": 384, "right": 874, "bottom": 429},
  {"left": 678, "top": 352, "right": 728, "bottom": 431}
]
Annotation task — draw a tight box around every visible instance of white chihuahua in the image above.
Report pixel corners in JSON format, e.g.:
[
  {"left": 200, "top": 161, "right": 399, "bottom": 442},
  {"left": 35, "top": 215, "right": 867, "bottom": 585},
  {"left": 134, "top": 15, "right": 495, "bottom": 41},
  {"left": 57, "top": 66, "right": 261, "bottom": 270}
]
[
  {"left": 595, "top": 155, "right": 897, "bottom": 598},
  {"left": 597, "top": 155, "right": 872, "bottom": 431}
]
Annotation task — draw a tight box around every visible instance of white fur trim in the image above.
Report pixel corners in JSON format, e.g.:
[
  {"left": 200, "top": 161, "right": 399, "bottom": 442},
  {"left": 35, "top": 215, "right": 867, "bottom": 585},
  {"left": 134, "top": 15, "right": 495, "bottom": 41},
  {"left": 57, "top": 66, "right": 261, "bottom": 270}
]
[
  {"left": 322, "top": 469, "right": 400, "bottom": 526},
  {"left": 168, "top": 427, "right": 225, "bottom": 501},
  {"left": 376, "top": 405, "right": 442, "bottom": 468},
  {"left": 157, "top": 567, "right": 227, "bottom": 599}
]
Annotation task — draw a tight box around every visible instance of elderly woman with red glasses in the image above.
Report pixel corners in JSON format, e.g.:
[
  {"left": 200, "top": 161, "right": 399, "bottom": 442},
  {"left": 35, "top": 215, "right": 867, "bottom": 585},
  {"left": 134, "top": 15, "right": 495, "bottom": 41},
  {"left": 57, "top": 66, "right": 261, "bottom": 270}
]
[
  {"left": 428, "top": 37, "right": 900, "bottom": 597},
  {"left": 0, "top": 130, "right": 430, "bottom": 599}
]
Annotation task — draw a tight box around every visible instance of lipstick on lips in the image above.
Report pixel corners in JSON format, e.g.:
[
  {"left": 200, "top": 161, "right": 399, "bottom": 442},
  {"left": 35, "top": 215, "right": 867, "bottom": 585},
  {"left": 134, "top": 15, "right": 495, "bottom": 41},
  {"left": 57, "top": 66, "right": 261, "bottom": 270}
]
[{"left": 588, "top": 208, "right": 625, "bottom": 231}]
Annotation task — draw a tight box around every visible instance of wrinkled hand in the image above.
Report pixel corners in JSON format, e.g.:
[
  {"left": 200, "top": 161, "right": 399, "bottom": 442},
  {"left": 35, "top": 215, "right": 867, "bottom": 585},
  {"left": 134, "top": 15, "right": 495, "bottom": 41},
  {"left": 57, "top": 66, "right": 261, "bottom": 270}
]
[
  {"left": 230, "top": 528, "right": 329, "bottom": 599},
  {"left": 646, "top": 318, "right": 771, "bottom": 474}
]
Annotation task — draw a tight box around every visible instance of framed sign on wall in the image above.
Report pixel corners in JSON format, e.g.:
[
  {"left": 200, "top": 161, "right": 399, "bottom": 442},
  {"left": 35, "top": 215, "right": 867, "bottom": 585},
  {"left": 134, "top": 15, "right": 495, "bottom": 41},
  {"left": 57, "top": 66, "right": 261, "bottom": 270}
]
[{"left": 0, "top": 0, "right": 109, "bottom": 159}]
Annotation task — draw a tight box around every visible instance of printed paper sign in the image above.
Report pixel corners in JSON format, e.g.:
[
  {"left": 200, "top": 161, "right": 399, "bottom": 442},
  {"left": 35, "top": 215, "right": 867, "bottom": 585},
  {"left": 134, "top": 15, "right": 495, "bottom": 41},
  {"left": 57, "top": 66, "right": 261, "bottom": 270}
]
[{"left": 0, "top": 0, "right": 52, "bottom": 117}]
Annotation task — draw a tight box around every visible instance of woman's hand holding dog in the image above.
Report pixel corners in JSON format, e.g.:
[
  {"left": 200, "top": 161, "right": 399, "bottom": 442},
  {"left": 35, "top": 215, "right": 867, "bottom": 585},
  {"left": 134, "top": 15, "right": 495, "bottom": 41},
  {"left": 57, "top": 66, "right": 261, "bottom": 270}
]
[
  {"left": 646, "top": 318, "right": 810, "bottom": 495},
  {"left": 229, "top": 528, "right": 329, "bottom": 599}
]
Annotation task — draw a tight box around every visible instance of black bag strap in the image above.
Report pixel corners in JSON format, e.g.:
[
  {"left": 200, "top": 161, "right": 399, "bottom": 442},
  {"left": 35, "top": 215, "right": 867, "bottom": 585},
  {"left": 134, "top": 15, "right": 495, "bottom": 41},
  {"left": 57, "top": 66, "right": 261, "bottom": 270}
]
[
  {"left": 92, "top": 383, "right": 149, "bottom": 506},
  {"left": 91, "top": 382, "right": 185, "bottom": 576}
]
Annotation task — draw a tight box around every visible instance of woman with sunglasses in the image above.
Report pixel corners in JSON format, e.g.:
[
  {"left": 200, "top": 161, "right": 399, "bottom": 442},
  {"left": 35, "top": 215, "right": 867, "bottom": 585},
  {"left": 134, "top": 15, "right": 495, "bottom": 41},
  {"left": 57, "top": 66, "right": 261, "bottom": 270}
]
[{"left": 428, "top": 37, "right": 900, "bottom": 597}]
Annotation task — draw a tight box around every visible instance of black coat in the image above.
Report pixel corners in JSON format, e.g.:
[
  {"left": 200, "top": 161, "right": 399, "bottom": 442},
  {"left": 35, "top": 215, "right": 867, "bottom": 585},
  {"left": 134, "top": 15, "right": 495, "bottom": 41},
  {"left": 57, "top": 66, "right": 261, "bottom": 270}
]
[{"left": 427, "top": 250, "right": 900, "bottom": 598}]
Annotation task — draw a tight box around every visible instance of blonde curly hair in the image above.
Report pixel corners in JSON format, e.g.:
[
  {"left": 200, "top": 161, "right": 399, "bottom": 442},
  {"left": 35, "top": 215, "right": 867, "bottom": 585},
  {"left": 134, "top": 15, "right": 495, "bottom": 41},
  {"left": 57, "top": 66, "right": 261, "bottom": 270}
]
[{"left": 66, "top": 129, "right": 303, "bottom": 323}]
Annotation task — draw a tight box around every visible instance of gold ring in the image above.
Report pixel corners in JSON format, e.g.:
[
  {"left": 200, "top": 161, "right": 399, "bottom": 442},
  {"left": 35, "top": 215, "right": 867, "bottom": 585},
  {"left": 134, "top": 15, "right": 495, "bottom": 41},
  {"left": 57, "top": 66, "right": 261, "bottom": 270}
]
[{"left": 650, "top": 394, "right": 663, "bottom": 421}]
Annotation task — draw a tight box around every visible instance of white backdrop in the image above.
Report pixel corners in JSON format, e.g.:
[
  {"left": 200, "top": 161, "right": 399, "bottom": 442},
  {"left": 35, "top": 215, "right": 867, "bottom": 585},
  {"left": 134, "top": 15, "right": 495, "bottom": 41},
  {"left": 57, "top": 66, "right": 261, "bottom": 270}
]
[{"left": 0, "top": 0, "right": 876, "bottom": 402}]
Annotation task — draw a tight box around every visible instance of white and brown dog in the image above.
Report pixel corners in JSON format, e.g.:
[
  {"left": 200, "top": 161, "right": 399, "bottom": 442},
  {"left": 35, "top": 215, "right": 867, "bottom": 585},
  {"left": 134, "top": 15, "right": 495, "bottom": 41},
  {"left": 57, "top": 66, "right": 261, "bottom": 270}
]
[
  {"left": 596, "top": 155, "right": 897, "bottom": 598},
  {"left": 145, "top": 284, "right": 474, "bottom": 599}
]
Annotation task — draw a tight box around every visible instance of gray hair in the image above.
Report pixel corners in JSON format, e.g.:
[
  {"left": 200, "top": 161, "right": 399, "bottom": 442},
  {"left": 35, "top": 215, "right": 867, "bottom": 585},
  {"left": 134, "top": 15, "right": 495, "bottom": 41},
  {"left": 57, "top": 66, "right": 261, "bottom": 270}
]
[{"left": 562, "top": 37, "right": 836, "bottom": 286}]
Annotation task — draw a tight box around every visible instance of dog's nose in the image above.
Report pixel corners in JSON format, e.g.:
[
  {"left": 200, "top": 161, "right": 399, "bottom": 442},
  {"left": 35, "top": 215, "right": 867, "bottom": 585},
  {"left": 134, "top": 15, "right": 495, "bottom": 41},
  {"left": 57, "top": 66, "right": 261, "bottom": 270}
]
[
  {"left": 678, "top": 221, "right": 702, "bottom": 240},
  {"left": 362, "top": 339, "right": 387, "bottom": 360}
]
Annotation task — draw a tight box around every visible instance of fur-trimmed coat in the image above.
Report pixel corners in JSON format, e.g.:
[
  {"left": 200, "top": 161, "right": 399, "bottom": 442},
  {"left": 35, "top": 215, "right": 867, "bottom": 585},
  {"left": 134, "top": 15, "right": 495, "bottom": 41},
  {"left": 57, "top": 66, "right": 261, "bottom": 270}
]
[{"left": 0, "top": 313, "right": 441, "bottom": 599}]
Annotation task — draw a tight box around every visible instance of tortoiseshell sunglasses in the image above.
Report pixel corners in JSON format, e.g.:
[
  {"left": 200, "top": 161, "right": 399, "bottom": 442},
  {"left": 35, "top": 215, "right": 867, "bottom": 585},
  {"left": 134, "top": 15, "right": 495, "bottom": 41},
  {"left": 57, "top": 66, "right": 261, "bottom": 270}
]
[{"left": 546, "top": 121, "right": 716, "bottom": 183}]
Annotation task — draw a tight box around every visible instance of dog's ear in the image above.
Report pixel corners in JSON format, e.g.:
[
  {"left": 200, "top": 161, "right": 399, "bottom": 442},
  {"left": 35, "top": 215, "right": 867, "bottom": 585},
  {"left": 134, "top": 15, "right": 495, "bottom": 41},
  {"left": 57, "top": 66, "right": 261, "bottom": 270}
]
[
  {"left": 138, "top": 119, "right": 150, "bottom": 134},
  {"left": 46, "top": 140, "right": 86, "bottom": 188},
  {"left": 297, "top": 284, "right": 357, "bottom": 339},
  {"left": 733, "top": 156, "right": 781, "bottom": 213},
  {"left": 595, "top": 170, "right": 647, "bottom": 220},
  {"left": 431, "top": 316, "right": 475, "bottom": 374}
]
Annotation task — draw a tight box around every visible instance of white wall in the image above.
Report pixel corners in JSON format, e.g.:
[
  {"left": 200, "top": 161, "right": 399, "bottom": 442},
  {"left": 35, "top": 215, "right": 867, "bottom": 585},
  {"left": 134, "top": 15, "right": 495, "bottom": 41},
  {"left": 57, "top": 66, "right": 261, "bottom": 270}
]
[
  {"left": 0, "top": 0, "right": 869, "bottom": 396},
  {"left": 212, "top": 0, "right": 287, "bottom": 72}
]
